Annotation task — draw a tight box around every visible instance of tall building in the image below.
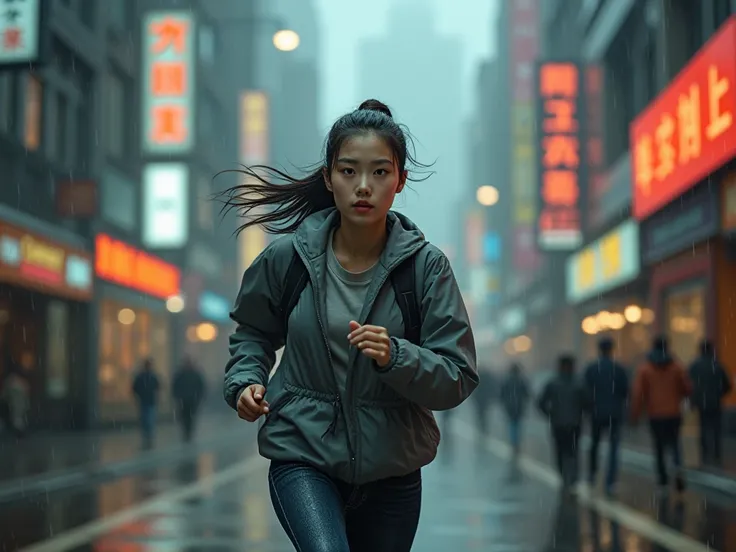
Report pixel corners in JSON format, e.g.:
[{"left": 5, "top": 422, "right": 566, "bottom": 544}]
[
  {"left": 0, "top": 0, "right": 141, "bottom": 429},
  {"left": 533, "top": 0, "right": 736, "bottom": 436},
  {"left": 0, "top": 0, "right": 251, "bottom": 429},
  {"left": 355, "top": 0, "right": 463, "bottom": 249}
]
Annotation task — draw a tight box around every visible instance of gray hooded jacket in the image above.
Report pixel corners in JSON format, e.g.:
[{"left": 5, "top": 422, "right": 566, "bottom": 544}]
[{"left": 224, "top": 208, "right": 478, "bottom": 484}]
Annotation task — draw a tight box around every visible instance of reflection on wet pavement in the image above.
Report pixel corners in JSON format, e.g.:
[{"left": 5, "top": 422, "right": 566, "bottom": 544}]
[{"left": 4, "top": 423, "right": 733, "bottom": 551}]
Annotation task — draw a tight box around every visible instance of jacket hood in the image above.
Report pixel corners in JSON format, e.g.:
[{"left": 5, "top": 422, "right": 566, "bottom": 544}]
[{"left": 293, "top": 208, "right": 427, "bottom": 266}]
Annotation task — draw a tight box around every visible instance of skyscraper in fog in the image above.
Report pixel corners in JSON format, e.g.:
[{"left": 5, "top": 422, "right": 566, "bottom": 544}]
[{"left": 356, "top": 1, "right": 463, "bottom": 248}]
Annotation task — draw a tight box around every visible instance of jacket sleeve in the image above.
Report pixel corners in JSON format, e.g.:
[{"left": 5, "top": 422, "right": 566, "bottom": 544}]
[
  {"left": 223, "top": 242, "right": 286, "bottom": 410},
  {"left": 376, "top": 249, "right": 478, "bottom": 410}
]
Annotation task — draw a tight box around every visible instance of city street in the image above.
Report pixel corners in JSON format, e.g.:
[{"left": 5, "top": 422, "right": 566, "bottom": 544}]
[{"left": 2, "top": 409, "right": 732, "bottom": 552}]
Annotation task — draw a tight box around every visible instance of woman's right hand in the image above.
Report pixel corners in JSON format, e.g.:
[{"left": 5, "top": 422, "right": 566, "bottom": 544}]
[{"left": 237, "top": 384, "right": 269, "bottom": 422}]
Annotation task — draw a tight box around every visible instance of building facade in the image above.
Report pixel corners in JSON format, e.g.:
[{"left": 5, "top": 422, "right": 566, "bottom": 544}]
[
  {"left": 531, "top": 0, "right": 736, "bottom": 431},
  {"left": 0, "top": 0, "right": 246, "bottom": 429}
]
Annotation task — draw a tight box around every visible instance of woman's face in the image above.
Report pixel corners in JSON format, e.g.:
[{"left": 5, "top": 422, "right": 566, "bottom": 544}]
[{"left": 325, "top": 133, "right": 406, "bottom": 227}]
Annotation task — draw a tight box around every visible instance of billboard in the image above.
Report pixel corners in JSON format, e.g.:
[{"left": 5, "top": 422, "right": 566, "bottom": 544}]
[
  {"left": 142, "top": 11, "right": 196, "bottom": 155},
  {"left": 630, "top": 16, "right": 736, "bottom": 220},
  {"left": 142, "top": 163, "right": 189, "bottom": 248},
  {"left": 536, "top": 61, "right": 584, "bottom": 250},
  {"left": 0, "top": 0, "right": 43, "bottom": 67},
  {"left": 509, "top": 0, "right": 541, "bottom": 271}
]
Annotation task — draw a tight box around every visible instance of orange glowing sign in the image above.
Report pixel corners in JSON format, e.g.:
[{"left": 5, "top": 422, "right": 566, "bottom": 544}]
[
  {"left": 95, "top": 234, "right": 180, "bottom": 299},
  {"left": 536, "top": 61, "right": 583, "bottom": 250},
  {"left": 142, "top": 12, "right": 195, "bottom": 154},
  {"left": 631, "top": 16, "right": 736, "bottom": 220}
]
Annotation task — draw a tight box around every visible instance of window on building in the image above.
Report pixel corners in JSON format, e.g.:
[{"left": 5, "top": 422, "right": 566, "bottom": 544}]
[
  {"left": 24, "top": 75, "right": 42, "bottom": 152},
  {"left": 57, "top": 94, "right": 69, "bottom": 166},
  {"left": 199, "top": 94, "right": 222, "bottom": 147},
  {"left": 108, "top": 0, "right": 131, "bottom": 32},
  {"left": 98, "top": 299, "right": 171, "bottom": 422},
  {"left": 76, "top": 102, "right": 89, "bottom": 172},
  {"left": 44, "top": 90, "right": 58, "bottom": 160},
  {"left": 713, "top": 0, "right": 732, "bottom": 28},
  {"left": 603, "top": 42, "right": 635, "bottom": 165},
  {"left": 104, "top": 71, "right": 126, "bottom": 159},
  {"left": 199, "top": 25, "right": 216, "bottom": 64},
  {"left": 0, "top": 74, "right": 17, "bottom": 134},
  {"left": 45, "top": 90, "right": 70, "bottom": 166}
]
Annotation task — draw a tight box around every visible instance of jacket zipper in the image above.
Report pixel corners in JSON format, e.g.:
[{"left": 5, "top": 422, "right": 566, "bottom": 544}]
[
  {"left": 345, "top": 245, "right": 424, "bottom": 482},
  {"left": 293, "top": 240, "right": 357, "bottom": 471}
]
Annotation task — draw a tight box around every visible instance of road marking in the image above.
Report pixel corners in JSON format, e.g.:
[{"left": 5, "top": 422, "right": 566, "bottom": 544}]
[
  {"left": 19, "top": 454, "right": 267, "bottom": 552},
  {"left": 452, "top": 424, "right": 716, "bottom": 552}
]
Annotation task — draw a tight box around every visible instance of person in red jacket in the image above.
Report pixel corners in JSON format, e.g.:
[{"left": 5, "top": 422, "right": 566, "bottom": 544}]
[{"left": 631, "top": 336, "right": 692, "bottom": 495}]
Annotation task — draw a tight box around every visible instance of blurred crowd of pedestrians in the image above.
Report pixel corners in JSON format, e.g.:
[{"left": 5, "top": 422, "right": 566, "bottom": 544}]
[{"left": 465, "top": 336, "right": 732, "bottom": 497}]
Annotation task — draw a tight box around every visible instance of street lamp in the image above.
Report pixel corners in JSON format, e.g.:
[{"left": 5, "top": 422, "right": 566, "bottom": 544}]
[
  {"left": 216, "top": 16, "right": 300, "bottom": 52},
  {"left": 273, "top": 29, "right": 300, "bottom": 52},
  {"left": 476, "top": 185, "right": 499, "bottom": 207}
]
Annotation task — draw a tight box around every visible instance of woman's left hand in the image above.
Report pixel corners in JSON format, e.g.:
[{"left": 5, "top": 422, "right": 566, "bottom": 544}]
[{"left": 348, "top": 321, "right": 391, "bottom": 368}]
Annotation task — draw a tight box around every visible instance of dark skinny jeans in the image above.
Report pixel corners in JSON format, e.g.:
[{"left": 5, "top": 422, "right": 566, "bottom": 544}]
[{"left": 268, "top": 461, "right": 422, "bottom": 552}]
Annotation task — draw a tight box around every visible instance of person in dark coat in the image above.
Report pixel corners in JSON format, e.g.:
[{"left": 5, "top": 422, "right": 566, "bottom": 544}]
[
  {"left": 499, "top": 363, "right": 530, "bottom": 456},
  {"left": 471, "top": 364, "right": 496, "bottom": 436},
  {"left": 689, "top": 339, "right": 732, "bottom": 465},
  {"left": 172, "top": 356, "right": 207, "bottom": 442},
  {"left": 538, "top": 355, "right": 587, "bottom": 493},
  {"left": 132, "top": 357, "right": 160, "bottom": 449},
  {"left": 583, "top": 336, "right": 629, "bottom": 495}
]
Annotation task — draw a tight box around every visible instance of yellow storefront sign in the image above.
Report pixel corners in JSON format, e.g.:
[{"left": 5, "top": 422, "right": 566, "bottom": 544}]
[
  {"left": 21, "top": 235, "right": 65, "bottom": 275},
  {"left": 565, "top": 220, "right": 640, "bottom": 304}
]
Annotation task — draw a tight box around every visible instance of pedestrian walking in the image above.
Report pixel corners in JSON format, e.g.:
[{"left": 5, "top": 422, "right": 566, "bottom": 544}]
[
  {"left": 689, "top": 339, "right": 732, "bottom": 465},
  {"left": 583, "top": 336, "right": 629, "bottom": 495},
  {"left": 499, "top": 363, "right": 530, "bottom": 456},
  {"left": 132, "top": 358, "right": 160, "bottom": 449},
  {"left": 631, "top": 336, "right": 691, "bottom": 495},
  {"left": 172, "top": 356, "right": 206, "bottom": 442},
  {"left": 537, "top": 355, "right": 586, "bottom": 493}
]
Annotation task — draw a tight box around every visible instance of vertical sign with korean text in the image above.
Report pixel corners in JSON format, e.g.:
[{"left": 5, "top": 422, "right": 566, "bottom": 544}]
[
  {"left": 631, "top": 15, "right": 736, "bottom": 220},
  {"left": 142, "top": 11, "right": 195, "bottom": 155},
  {"left": 509, "top": 0, "right": 541, "bottom": 272},
  {"left": 536, "top": 61, "right": 584, "bottom": 250},
  {"left": 0, "top": 0, "right": 42, "bottom": 66}
]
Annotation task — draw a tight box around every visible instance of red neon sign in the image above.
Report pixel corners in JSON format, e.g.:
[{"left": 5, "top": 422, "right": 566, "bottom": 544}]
[
  {"left": 630, "top": 16, "right": 736, "bottom": 220},
  {"left": 95, "top": 234, "right": 180, "bottom": 299},
  {"left": 148, "top": 16, "right": 191, "bottom": 146},
  {"left": 537, "top": 62, "right": 583, "bottom": 249}
]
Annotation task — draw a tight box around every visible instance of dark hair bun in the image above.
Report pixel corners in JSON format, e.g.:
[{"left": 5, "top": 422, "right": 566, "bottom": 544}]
[{"left": 358, "top": 99, "right": 392, "bottom": 118}]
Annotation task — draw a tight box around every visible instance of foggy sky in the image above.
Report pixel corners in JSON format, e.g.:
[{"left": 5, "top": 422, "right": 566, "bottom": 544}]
[{"left": 315, "top": 0, "right": 497, "bottom": 247}]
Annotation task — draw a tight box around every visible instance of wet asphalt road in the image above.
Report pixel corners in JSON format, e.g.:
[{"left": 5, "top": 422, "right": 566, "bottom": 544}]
[{"left": 1, "top": 421, "right": 735, "bottom": 551}]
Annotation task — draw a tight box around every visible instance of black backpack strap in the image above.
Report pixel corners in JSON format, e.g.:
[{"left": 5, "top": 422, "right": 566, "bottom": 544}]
[
  {"left": 390, "top": 255, "right": 421, "bottom": 346},
  {"left": 279, "top": 247, "right": 309, "bottom": 334}
]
